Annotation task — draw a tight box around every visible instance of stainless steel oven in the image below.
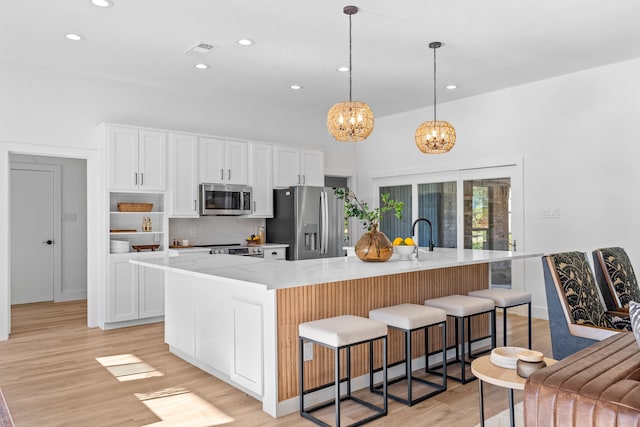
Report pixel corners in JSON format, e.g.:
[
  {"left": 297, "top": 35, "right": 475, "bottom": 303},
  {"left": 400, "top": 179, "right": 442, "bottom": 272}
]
[{"left": 200, "top": 183, "right": 252, "bottom": 216}]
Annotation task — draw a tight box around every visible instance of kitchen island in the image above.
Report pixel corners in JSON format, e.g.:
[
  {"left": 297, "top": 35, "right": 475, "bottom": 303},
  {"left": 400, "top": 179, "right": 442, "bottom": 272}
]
[{"left": 132, "top": 248, "right": 540, "bottom": 417}]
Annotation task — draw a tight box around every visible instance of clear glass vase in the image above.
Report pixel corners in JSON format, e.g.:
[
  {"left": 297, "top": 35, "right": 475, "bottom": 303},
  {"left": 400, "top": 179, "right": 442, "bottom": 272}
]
[{"left": 354, "top": 224, "right": 393, "bottom": 262}]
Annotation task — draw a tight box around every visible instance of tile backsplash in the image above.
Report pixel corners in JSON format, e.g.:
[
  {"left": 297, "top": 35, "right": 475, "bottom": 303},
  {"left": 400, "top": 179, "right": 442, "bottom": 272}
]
[{"left": 169, "top": 217, "right": 266, "bottom": 246}]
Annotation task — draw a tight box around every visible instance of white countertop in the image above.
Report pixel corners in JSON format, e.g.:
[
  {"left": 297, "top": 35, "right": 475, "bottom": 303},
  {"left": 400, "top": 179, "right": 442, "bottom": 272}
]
[{"left": 132, "top": 247, "right": 541, "bottom": 291}]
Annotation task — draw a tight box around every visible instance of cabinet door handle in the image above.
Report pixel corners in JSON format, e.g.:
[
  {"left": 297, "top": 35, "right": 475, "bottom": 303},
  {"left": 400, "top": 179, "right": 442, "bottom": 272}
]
[
  {"left": 302, "top": 174, "right": 305, "bottom": 185},
  {"left": 194, "top": 200, "right": 197, "bottom": 211},
  {"left": 228, "top": 169, "right": 231, "bottom": 181},
  {"left": 297, "top": 174, "right": 300, "bottom": 184},
  {"left": 253, "top": 201, "right": 256, "bottom": 211},
  {"left": 220, "top": 169, "right": 224, "bottom": 180},
  {"left": 134, "top": 172, "right": 138, "bottom": 185},
  {"left": 140, "top": 173, "right": 144, "bottom": 186}
]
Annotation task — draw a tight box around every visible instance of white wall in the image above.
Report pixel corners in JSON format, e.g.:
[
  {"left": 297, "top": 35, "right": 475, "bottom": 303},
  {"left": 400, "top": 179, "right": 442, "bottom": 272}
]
[
  {"left": 354, "top": 57, "right": 640, "bottom": 318},
  {"left": 1, "top": 61, "right": 356, "bottom": 165},
  {"left": 10, "top": 154, "right": 87, "bottom": 301}
]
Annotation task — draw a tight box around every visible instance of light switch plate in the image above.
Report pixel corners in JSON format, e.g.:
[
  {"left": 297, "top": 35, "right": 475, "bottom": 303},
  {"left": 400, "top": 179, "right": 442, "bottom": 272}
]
[{"left": 303, "top": 342, "right": 313, "bottom": 361}]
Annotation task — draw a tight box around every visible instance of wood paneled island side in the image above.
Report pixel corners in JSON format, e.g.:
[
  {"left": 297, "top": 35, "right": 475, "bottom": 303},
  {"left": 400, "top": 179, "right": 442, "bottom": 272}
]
[{"left": 132, "top": 248, "right": 540, "bottom": 418}]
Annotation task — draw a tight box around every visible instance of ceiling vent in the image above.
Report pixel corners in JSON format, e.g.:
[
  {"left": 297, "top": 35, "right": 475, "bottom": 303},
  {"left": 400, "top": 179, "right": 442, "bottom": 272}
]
[{"left": 184, "top": 42, "right": 215, "bottom": 56}]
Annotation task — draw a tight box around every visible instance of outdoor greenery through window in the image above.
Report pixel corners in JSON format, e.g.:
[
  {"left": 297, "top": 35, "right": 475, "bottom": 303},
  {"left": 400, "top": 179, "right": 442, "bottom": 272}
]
[
  {"left": 379, "top": 185, "right": 411, "bottom": 239},
  {"left": 418, "top": 182, "right": 457, "bottom": 248}
]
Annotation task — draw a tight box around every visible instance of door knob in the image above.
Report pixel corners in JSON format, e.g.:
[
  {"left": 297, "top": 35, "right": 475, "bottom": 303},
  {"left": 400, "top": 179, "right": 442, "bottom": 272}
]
[{"left": 43, "top": 240, "right": 54, "bottom": 245}]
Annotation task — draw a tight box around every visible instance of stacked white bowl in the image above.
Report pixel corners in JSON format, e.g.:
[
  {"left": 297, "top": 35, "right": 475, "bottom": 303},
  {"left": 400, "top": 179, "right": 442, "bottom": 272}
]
[{"left": 110, "top": 240, "right": 130, "bottom": 254}]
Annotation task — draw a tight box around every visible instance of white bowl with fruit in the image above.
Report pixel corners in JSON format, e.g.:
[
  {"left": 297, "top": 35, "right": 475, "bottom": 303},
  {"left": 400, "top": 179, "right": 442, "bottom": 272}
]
[{"left": 392, "top": 237, "right": 416, "bottom": 260}]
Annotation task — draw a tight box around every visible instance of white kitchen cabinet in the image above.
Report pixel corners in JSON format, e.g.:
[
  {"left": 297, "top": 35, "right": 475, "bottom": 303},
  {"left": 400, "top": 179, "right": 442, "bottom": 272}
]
[
  {"left": 108, "top": 125, "right": 167, "bottom": 191},
  {"left": 139, "top": 263, "right": 165, "bottom": 318},
  {"left": 263, "top": 247, "right": 286, "bottom": 261},
  {"left": 107, "top": 191, "right": 166, "bottom": 326},
  {"left": 108, "top": 256, "right": 138, "bottom": 322},
  {"left": 168, "top": 133, "right": 199, "bottom": 217},
  {"left": 164, "top": 271, "right": 265, "bottom": 397},
  {"left": 248, "top": 142, "right": 273, "bottom": 217},
  {"left": 199, "top": 137, "right": 248, "bottom": 185},
  {"left": 230, "top": 299, "right": 263, "bottom": 394},
  {"left": 273, "top": 146, "right": 324, "bottom": 188},
  {"left": 195, "top": 277, "right": 231, "bottom": 375},
  {"left": 300, "top": 149, "right": 325, "bottom": 186},
  {"left": 165, "top": 271, "right": 196, "bottom": 357},
  {"left": 107, "top": 253, "right": 165, "bottom": 323}
]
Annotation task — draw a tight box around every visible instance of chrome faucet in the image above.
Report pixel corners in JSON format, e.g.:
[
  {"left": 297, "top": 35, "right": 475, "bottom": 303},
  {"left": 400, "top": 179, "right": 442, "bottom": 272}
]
[{"left": 411, "top": 218, "right": 435, "bottom": 257}]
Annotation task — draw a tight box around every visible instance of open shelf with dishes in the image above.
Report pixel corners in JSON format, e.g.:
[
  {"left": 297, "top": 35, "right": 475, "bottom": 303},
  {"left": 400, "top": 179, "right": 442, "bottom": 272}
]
[{"left": 109, "top": 192, "right": 166, "bottom": 254}]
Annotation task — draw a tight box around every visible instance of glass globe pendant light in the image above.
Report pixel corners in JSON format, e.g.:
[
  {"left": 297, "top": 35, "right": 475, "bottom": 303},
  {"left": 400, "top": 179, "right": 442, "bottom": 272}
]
[
  {"left": 327, "top": 5, "right": 374, "bottom": 142},
  {"left": 415, "top": 42, "right": 456, "bottom": 154}
]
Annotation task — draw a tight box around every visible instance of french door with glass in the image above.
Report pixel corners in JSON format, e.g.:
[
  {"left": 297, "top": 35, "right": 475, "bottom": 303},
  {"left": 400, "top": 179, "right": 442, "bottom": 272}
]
[{"left": 377, "top": 164, "right": 523, "bottom": 288}]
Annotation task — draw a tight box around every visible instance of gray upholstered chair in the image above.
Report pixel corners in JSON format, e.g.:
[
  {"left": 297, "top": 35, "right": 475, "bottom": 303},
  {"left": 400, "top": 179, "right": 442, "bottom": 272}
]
[
  {"left": 541, "top": 251, "right": 631, "bottom": 360},
  {"left": 592, "top": 246, "right": 640, "bottom": 313}
]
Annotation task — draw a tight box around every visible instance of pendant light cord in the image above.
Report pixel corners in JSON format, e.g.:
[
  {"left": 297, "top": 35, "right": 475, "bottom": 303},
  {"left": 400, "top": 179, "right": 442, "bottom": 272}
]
[
  {"left": 349, "top": 13, "right": 353, "bottom": 102},
  {"left": 433, "top": 45, "right": 437, "bottom": 122}
]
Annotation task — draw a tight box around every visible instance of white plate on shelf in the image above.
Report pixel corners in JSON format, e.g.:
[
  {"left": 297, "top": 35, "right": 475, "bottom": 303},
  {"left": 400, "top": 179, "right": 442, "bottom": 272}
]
[
  {"left": 110, "top": 248, "right": 130, "bottom": 254},
  {"left": 490, "top": 346, "right": 528, "bottom": 369}
]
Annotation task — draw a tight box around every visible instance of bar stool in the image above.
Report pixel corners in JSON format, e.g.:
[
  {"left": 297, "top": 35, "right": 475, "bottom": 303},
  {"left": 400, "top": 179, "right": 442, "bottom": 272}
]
[
  {"left": 468, "top": 288, "right": 532, "bottom": 348},
  {"left": 368, "top": 303, "right": 447, "bottom": 406},
  {"left": 424, "top": 295, "right": 496, "bottom": 384},
  {"left": 298, "top": 315, "right": 388, "bottom": 427}
]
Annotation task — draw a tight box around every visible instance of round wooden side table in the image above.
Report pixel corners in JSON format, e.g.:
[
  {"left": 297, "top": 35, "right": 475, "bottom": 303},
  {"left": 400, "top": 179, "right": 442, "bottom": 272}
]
[{"left": 471, "top": 355, "right": 556, "bottom": 427}]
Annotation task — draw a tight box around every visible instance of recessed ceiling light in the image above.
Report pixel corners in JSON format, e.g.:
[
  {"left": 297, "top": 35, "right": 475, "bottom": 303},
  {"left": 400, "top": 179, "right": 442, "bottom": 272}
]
[
  {"left": 446, "top": 84, "right": 457, "bottom": 90},
  {"left": 290, "top": 84, "right": 303, "bottom": 90},
  {"left": 90, "top": 0, "right": 114, "bottom": 7},
  {"left": 337, "top": 66, "right": 349, "bottom": 72},
  {"left": 237, "top": 39, "right": 255, "bottom": 46},
  {"left": 195, "top": 63, "right": 209, "bottom": 69},
  {"left": 65, "top": 33, "right": 84, "bottom": 41}
]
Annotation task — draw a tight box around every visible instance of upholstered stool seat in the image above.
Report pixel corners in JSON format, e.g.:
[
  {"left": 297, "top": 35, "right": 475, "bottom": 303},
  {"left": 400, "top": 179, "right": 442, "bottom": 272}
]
[
  {"left": 468, "top": 288, "right": 532, "bottom": 348},
  {"left": 424, "top": 295, "right": 496, "bottom": 383},
  {"left": 298, "top": 315, "right": 388, "bottom": 427},
  {"left": 369, "top": 304, "right": 447, "bottom": 406}
]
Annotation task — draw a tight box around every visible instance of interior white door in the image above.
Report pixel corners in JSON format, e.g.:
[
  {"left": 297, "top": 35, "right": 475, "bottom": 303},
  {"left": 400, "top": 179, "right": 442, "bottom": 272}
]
[{"left": 10, "top": 168, "right": 56, "bottom": 304}]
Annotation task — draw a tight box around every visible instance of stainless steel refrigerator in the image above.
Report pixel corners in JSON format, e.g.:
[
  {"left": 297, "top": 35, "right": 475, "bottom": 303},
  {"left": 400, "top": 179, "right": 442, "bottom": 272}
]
[{"left": 266, "top": 186, "right": 345, "bottom": 260}]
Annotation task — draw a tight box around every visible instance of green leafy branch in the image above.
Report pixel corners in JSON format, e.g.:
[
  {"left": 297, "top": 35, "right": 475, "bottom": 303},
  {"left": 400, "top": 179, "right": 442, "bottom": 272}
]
[{"left": 334, "top": 188, "right": 404, "bottom": 231}]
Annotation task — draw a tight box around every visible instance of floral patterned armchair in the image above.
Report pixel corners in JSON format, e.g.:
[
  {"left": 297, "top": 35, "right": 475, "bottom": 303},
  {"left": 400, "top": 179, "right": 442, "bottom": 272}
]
[
  {"left": 542, "top": 251, "right": 631, "bottom": 359},
  {"left": 592, "top": 246, "right": 640, "bottom": 313}
]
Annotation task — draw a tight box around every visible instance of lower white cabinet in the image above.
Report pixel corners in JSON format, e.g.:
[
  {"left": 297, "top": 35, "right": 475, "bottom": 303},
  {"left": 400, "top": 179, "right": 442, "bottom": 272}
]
[
  {"left": 108, "top": 254, "right": 165, "bottom": 323},
  {"left": 230, "top": 299, "right": 263, "bottom": 393},
  {"left": 263, "top": 247, "right": 286, "bottom": 261},
  {"left": 164, "top": 272, "right": 264, "bottom": 396},
  {"left": 165, "top": 271, "right": 196, "bottom": 357}
]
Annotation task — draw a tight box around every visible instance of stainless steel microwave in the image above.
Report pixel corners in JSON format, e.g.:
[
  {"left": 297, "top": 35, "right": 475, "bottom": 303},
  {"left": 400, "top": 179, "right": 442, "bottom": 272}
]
[{"left": 200, "top": 183, "right": 252, "bottom": 215}]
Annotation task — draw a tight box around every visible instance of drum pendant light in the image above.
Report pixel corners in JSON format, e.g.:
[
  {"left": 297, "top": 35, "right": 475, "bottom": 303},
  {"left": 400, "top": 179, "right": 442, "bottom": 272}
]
[
  {"left": 415, "top": 42, "right": 456, "bottom": 154},
  {"left": 327, "top": 5, "right": 374, "bottom": 142}
]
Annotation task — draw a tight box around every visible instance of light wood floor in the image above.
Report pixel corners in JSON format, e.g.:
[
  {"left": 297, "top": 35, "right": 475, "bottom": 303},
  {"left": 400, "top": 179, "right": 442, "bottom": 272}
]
[{"left": 0, "top": 301, "right": 551, "bottom": 427}]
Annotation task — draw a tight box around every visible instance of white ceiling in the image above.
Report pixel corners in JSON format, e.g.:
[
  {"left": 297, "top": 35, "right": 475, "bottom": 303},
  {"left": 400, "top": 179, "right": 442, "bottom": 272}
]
[{"left": 3, "top": 0, "right": 640, "bottom": 141}]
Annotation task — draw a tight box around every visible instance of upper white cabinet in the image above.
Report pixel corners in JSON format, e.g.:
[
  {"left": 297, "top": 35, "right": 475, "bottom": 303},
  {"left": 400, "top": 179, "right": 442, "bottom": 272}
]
[
  {"left": 168, "top": 133, "right": 199, "bottom": 218},
  {"left": 248, "top": 142, "right": 273, "bottom": 217},
  {"left": 108, "top": 125, "right": 167, "bottom": 191},
  {"left": 273, "top": 146, "right": 324, "bottom": 188},
  {"left": 199, "top": 137, "right": 248, "bottom": 185}
]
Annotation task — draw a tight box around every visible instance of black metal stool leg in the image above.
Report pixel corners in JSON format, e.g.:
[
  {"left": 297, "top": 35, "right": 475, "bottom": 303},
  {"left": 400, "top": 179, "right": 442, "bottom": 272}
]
[
  {"left": 335, "top": 346, "right": 340, "bottom": 427},
  {"left": 502, "top": 306, "right": 507, "bottom": 346},
  {"left": 528, "top": 302, "right": 532, "bottom": 349}
]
